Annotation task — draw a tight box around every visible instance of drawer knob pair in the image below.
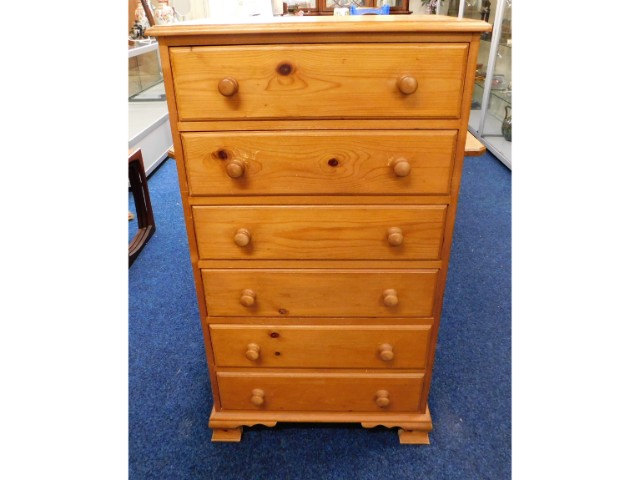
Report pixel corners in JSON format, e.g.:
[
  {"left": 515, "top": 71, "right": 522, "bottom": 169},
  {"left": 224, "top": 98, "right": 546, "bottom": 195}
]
[
  {"left": 235, "top": 228, "right": 399, "bottom": 247},
  {"left": 249, "top": 388, "right": 389, "bottom": 408},
  {"left": 220, "top": 74, "right": 416, "bottom": 97},
  {"left": 245, "top": 342, "right": 392, "bottom": 362},
  {"left": 225, "top": 158, "right": 410, "bottom": 179},
  {"left": 241, "top": 289, "right": 398, "bottom": 307}
]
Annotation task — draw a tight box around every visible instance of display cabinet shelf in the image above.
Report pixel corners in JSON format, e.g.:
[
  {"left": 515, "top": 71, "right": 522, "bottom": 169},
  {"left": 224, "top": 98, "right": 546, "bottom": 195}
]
[
  {"left": 128, "top": 41, "right": 172, "bottom": 175},
  {"left": 474, "top": 82, "right": 511, "bottom": 106},
  {"left": 449, "top": 0, "right": 512, "bottom": 169}
]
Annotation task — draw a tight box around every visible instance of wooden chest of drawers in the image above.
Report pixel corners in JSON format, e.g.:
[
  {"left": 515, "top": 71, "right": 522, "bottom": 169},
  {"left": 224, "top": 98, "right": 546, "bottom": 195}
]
[{"left": 148, "top": 15, "right": 490, "bottom": 445}]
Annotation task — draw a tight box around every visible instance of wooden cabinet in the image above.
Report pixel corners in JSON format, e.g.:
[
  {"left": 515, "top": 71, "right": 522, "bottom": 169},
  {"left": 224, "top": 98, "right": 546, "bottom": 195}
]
[{"left": 148, "top": 15, "right": 490, "bottom": 445}]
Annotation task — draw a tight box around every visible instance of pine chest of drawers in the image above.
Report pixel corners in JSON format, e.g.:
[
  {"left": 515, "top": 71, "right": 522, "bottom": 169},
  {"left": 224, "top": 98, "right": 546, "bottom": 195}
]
[{"left": 148, "top": 15, "right": 490, "bottom": 445}]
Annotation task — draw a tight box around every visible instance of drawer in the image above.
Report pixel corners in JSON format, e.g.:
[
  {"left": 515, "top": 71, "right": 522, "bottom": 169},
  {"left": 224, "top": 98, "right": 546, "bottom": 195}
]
[
  {"left": 217, "top": 371, "right": 424, "bottom": 412},
  {"left": 193, "top": 205, "right": 447, "bottom": 261},
  {"left": 201, "top": 269, "right": 438, "bottom": 317},
  {"left": 170, "top": 44, "right": 468, "bottom": 121},
  {"left": 182, "top": 130, "right": 457, "bottom": 196},
  {"left": 209, "top": 325, "right": 432, "bottom": 369}
]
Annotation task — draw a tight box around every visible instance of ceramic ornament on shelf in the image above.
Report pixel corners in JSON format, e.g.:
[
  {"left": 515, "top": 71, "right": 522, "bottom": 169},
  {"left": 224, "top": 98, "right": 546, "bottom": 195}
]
[
  {"left": 134, "top": 1, "right": 151, "bottom": 29},
  {"left": 422, "top": 0, "right": 439, "bottom": 14},
  {"left": 155, "top": 0, "right": 177, "bottom": 25}
]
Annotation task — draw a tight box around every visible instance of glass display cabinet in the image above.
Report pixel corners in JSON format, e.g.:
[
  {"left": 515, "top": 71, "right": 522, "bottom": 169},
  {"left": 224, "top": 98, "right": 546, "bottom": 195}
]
[
  {"left": 129, "top": 43, "right": 164, "bottom": 102},
  {"left": 441, "top": 0, "right": 512, "bottom": 169},
  {"left": 128, "top": 42, "right": 173, "bottom": 175}
]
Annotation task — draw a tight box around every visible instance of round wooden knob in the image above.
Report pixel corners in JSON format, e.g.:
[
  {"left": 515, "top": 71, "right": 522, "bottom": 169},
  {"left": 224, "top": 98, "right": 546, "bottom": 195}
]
[
  {"left": 226, "top": 159, "right": 245, "bottom": 178},
  {"left": 378, "top": 343, "right": 394, "bottom": 362},
  {"left": 245, "top": 343, "right": 260, "bottom": 361},
  {"left": 250, "top": 388, "right": 265, "bottom": 406},
  {"left": 391, "top": 158, "right": 411, "bottom": 177},
  {"left": 397, "top": 75, "right": 418, "bottom": 95},
  {"left": 383, "top": 289, "right": 398, "bottom": 307},
  {"left": 240, "top": 289, "right": 256, "bottom": 307},
  {"left": 218, "top": 77, "right": 239, "bottom": 97},
  {"left": 234, "top": 228, "right": 251, "bottom": 247},
  {"left": 375, "top": 390, "right": 390, "bottom": 408},
  {"left": 387, "top": 227, "right": 404, "bottom": 246}
]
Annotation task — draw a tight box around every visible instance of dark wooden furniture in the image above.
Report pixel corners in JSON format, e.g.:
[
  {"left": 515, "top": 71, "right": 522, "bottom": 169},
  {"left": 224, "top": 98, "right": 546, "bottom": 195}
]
[{"left": 128, "top": 148, "right": 156, "bottom": 266}]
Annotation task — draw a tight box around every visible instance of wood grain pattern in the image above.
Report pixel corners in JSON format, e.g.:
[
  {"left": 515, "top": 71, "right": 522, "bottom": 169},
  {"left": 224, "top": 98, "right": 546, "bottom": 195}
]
[
  {"left": 170, "top": 44, "right": 468, "bottom": 121},
  {"left": 193, "top": 205, "right": 447, "bottom": 260},
  {"left": 182, "top": 130, "right": 457, "bottom": 196},
  {"left": 201, "top": 268, "right": 438, "bottom": 317},
  {"left": 209, "top": 324, "right": 431, "bottom": 369},
  {"left": 217, "top": 371, "right": 424, "bottom": 412}
]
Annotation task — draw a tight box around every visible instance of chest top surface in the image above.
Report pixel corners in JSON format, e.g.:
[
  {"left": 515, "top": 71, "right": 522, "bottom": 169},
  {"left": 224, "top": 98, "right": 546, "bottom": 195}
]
[{"left": 146, "top": 15, "right": 491, "bottom": 38}]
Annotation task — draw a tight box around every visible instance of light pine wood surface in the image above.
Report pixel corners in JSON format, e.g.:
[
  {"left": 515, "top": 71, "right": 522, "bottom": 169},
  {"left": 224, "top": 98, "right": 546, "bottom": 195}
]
[
  {"left": 209, "top": 324, "right": 432, "bottom": 369},
  {"left": 181, "top": 130, "right": 457, "bottom": 196},
  {"left": 216, "top": 371, "right": 425, "bottom": 412},
  {"left": 192, "top": 205, "right": 447, "bottom": 260},
  {"left": 201, "top": 269, "right": 438, "bottom": 317},
  {"left": 170, "top": 44, "right": 468, "bottom": 121},
  {"left": 464, "top": 132, "right": 487, "bottom": 156}
]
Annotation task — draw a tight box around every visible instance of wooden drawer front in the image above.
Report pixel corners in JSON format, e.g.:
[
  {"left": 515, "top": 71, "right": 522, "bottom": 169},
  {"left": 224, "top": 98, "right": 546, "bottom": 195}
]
[
  {"left": 217, "top": 372, "right": 424, "bottom": 412},
  {"left": 210, "top": 325, "right": 431, "bottom": 369},
  {"left": 170, "top": 44, "right": 468, "bottom": 121},
  {"left": 193, "top": 205, "right": 446, "bottom": 261},
  {"left": 202, "top": 269, "right": 438, "bottom": 317},
  {"left": 182, "top": 131, "right": 456, "bottom": 196}
]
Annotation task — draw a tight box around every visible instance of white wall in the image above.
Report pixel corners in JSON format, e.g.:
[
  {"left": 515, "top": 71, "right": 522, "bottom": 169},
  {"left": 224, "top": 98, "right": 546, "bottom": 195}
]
[
  {"left": 172, "top": 0, "right": 209, "bottom": 19},
  {"left": 207, "top": 0, "right": 274, "bottom": 18}
]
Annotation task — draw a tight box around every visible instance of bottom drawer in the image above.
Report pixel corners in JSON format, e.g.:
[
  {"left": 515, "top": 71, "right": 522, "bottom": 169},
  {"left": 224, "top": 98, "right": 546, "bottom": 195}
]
[{"left": 217, "top": 371, "right": 424, "bottom": 412}]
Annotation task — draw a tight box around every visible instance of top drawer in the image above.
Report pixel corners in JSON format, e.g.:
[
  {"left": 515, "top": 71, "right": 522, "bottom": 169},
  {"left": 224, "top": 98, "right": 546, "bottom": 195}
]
[{"left": 170, "top": 43, "right": 469, "bottom": 121}]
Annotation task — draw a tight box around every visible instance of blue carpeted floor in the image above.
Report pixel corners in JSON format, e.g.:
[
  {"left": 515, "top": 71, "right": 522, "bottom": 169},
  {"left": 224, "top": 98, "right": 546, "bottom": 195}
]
[{"left": 129, "top": 151, "right": 511, "bottom": 479}]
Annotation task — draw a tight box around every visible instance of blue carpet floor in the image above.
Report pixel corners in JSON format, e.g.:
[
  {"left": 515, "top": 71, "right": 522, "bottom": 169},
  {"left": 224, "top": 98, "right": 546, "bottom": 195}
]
[{"left": 129, "top": 152, "right": 511, "bottom": 479}]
